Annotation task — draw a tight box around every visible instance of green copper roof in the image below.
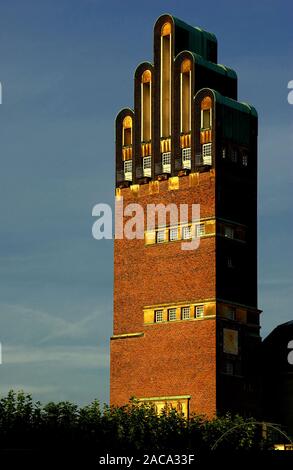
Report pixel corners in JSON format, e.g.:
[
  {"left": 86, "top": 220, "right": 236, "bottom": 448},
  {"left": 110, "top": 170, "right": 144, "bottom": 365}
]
[
  {"left": 194, "top": 88, "right": 257, "bottom": 144},
  {"left": 157, "top": 14, "right": 218, "bottom": 62},
  {"left": 173, "top": 15, "right": 217, "bottom": 61},
  {"left": 211, "top": 89, "right": 258, "bottom": 117},
  {"left": 176, "top": 51, "right": 237, "bottom": 80},
  {"left": 172, "top": 15, "right": 217, "bottom": 44}
]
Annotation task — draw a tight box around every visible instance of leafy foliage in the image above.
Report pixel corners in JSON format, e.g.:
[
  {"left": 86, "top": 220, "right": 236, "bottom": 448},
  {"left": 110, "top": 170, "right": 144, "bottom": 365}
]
[{"left": 0, "top": 390, "right": 268, "bottom": 454}]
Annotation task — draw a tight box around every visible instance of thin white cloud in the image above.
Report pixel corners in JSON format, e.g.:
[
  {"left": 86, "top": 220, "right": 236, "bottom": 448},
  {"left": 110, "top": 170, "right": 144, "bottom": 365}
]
[
  {"left": 39, "top": 309, "right": 108, "bottom": 344},
  {"left": 0, "top": 302, "right": 111, "bottom": 346},
  {"left": 0, "top": 303, "right": 70, "bottom": 344}
]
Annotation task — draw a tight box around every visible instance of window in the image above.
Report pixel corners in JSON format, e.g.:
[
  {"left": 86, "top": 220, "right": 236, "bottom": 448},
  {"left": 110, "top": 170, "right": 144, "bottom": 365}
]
[
  {"left": 231, "top": 148, "right": 238, "bottom": 163},
  {"left": 182, "top": 147, "right": 191, "bottom": 169},
  {"left": 201, "top": 109, "right": 212, "bottom": 129},
  {"left": 155, "top": 310, "right": 163, "bottom": 323},
  {"left": 141, "top": 70, "right": 152, "bottom": 142},
  {"left": 223, "top": 360, "right": 234, "bottom": 375},
  {"left": 143, "top": 156, "right": 152, "bottom": 177},
  {"left": 222, "top": 147, "right": 226, "bottom": 159},
  {"left": 182, "top": 225, "right": 192, "bottom": 240},
  {"left": 176, "top": 402, "right": 183, "bottom": 414},
  {"left": 156, "top": 230, "right": 166, "bottom": 243},
  {"left": 124, "top": 160, "right": 132, "bottom": 181},
  {"left": 195, "top": 305, "right": 204, "bottom": 318},
  {"left": 169, "top": 227, "right": 179, "bottom": 241},
  {"left": 227, "top": 256, "right": 234, "bottom": 268},
  {"left": 242, "top": 154, "right": 248, "bottom": 167},
  {"left": 196, "top": 223, "right": 205, "bottom": 237},
  {"left": 162, "top": 152, "right": 171, "bottom": 173},
  {"left": 224, "top": 226, "right": 234, "bottom": 239},
  {"left": 180, "top": 60, "right": 192, "bottom": 133},
  {"left": 181, "top": 306, "right": 190, "bottom": 320},
  {"left": 226, "top": 307, "right": 236, "bottom": 321},
  {"left": 122, "top": 116, "right": 132, "bottom": 146},
  {"left": 202, "top": 143, "right": 212, "bottom": 165},
  {"left": 201, "top": 96, "right": 212, "bottom": 129},
  {"left": 168, "top": 308, "right": 177, "bottom": 321},
  {"left": 160, "top": 23, "right": 172, "bottom": 137},
  {"left": 223, "top": 328, "right": 238, "bottom": 355}
]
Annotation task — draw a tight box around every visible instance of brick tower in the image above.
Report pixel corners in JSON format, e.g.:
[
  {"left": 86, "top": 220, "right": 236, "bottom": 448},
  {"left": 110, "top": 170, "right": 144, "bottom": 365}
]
[{"left": 110, "top": 14, "right": 261, "bottom": 418}]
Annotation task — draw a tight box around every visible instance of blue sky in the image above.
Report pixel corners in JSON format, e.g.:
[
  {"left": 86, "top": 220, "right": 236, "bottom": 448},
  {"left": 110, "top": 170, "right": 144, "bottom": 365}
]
[{"left": 0, "top": 0, "right": 292, "bottom": 405}]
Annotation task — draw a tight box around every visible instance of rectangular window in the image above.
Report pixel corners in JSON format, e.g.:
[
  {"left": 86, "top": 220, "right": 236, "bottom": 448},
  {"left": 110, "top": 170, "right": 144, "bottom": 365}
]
[
  {"left": 181, "top": 306, "right": 190, "bottom": 320},
  {"left": 143, "top": 156, "right": 152, "bottom": 177},
  {"left": 202, "top": 143, "right": 212, "bottom": 165},
  {"left": 124, "top": 160, "right": 132, "bottom": 181},
  {"left": 182, "top": 147, "right": 191, "bottom": 169},
  {"left": 196, "top": 223, "right": 205, "bottom": 237},
  {"left": 224, "top": 226, "right": 234, "bottom": 239},
  {"left": 224, "top": 360, "right": 234, "bottom": 375},
  {"left": 195, "top": 305, "right": 204, "bottom": 318},
  {"left": 156, "top": 230, "right": 166, "bottom": 243},
  {"left": 180, "top": 71, "right": 191, "bottom": 133},
  {"left": 242, "top": 154, "right": 248, "bottom": 166},
  {"left": 226, "top": 307, "right": 236, "bottom": 321},
  {"left": 227, "top": 256, "right": 234, "bottom": 268},
  {"left": 155, "top": 310, "right": 163, "bottom": 323},
  {"left": 222, "top": 147, "right": 226, "bottom": 159},
  {"left": 182, "top": 225, "right": 192, "bottom": 240},
  {"left": 141, "top": 80, "right": 151, "bottom": 142},
  {"left": 231, "top": 148, "right": 238, "bottom": 162},
  {"left": 160, "top": 33, "right": 171, "bottom": 137},
  {"left": 162, "top": 151, "right": 171, "bottom": 173},
  {"left": 169, "top": 227, "right": 179, "bottom": 241},
  {"left": 223, "top": 328, "right": 239, "bottom": 355},
  {"left": 123, "top": 128, "right": 132, "bottom": 146},
  {"left": 201, "top": 109, "right": 212, "bottom": 129},
  {"left": 168, "top": 308, "right": 177, "bottom": 321}
]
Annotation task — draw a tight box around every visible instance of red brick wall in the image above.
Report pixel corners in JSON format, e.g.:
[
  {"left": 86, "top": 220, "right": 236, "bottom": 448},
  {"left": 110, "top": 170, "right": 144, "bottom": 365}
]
[
  {"left": 110, "top": 319, "right": 216, "bottom": 417},
  {"left": 111, "top": 172, "right": 217, "bottom": 417}
]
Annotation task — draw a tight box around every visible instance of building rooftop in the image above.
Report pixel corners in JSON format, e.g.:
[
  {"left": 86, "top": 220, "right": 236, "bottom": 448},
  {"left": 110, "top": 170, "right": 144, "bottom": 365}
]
[{"left": 155, "top": 14, "right": 218, "bottom": 63}]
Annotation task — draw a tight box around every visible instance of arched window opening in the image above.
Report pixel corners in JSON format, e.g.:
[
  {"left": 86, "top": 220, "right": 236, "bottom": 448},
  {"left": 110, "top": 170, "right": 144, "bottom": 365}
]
[
  {"left": 123, "top": 116, "right": 132, "bottom": 147},
  {"left": 160, "top": 22, "right": 172, "bottom": 138},
  {"left": 141, "top": 70, "right": 152, "bottom": 143},
  {"left": 122, "top": 116, "right": 133, "bottom": 181},
  {"left": 180, "top": 59, "right": 191, "bottom": 134},
  {"left": 201, "top": 96, "right": 212, "bottom": 129},
  {"left": 200, "top": 97, "right": 213, "bottom": 166},
  {"left": 141, "top": 70, "right": 152, "bottom": 178},
  {"left": 180, "top": 59, "right": 192, "bottom": 170}
]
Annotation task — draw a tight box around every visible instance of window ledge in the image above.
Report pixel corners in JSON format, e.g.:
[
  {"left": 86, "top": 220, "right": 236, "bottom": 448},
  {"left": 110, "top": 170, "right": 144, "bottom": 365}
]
[{"left": 144, "top": 315, "right": 216, "bottom": 326}]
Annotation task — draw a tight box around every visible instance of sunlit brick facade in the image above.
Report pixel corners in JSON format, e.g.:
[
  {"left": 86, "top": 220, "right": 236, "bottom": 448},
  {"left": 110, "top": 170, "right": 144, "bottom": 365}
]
[{"left": 110, "top": 14, "right": 261, "bottom": 418}]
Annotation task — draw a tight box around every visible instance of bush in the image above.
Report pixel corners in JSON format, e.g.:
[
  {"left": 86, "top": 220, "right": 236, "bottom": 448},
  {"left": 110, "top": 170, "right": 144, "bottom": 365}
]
[{"left": 0, "top": 390, "right": 267, "bottom": 455}]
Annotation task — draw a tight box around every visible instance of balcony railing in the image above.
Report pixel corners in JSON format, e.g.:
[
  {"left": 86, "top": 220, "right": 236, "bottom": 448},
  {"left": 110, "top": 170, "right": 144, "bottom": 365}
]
[
  {"left": 182, "top": 147, "right": 191, "bottom": 170},
  {"left": 202, "top": 143, "right": 212, "bottom": 165},
  {"left": 162, "top": 152, "right": 171, "bottom": 174},
  {"left": 123, "top": 160, "right": 132, "bottom": 181}
]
